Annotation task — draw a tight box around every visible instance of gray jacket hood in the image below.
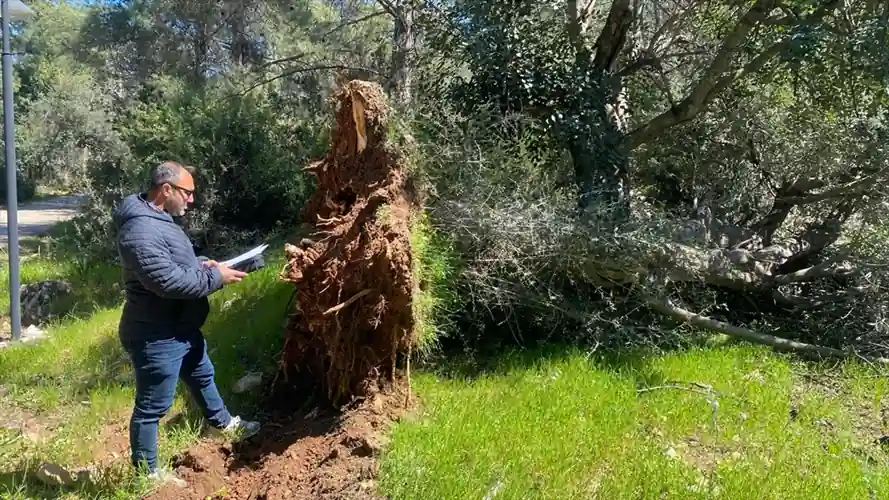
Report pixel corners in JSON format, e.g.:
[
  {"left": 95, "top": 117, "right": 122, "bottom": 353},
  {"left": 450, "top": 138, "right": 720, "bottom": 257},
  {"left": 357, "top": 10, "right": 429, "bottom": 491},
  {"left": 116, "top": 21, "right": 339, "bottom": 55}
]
[{"left": 112, "top": 193, "right": 174, "bottom": 232}]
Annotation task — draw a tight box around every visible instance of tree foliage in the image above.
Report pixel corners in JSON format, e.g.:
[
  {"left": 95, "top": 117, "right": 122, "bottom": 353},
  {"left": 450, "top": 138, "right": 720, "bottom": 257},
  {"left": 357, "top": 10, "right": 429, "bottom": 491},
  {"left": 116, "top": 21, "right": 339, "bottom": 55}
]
[{"left": 14, "top": 0, "right": 889, "bottom": 357}]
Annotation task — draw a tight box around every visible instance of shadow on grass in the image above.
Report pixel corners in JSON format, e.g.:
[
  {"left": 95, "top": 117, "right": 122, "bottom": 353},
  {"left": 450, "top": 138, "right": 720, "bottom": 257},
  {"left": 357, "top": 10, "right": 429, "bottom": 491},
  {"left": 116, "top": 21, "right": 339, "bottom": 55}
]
[
  {"left": 417, "top": 340, "right": 686, "bottom": 399},
  {"left": 0, "top": 463, "right": 142, "bottom": 500}
]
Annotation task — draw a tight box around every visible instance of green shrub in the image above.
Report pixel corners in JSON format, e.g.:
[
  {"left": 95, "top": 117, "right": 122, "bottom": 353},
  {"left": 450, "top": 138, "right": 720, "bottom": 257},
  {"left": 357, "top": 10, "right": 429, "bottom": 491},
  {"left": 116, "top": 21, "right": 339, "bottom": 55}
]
[
  {"left": 121, "top": 85, "right": 324, "bottom": 238},
  {"left": 66, "top": 81, "right": 328, "bottom": 260},
  {"left": 0, "top": 167, "right": 37, "bottom": 204}
]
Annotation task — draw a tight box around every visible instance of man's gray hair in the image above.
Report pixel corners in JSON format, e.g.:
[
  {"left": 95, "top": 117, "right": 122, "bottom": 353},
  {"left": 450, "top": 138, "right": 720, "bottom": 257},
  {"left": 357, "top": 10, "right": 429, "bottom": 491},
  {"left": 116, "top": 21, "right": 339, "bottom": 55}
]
[
  {"left": 149, "top": 161, "right": 194, "bottom": 188},
  {"left": 150, "top": 161, "right": 182, "bottom": 188}
]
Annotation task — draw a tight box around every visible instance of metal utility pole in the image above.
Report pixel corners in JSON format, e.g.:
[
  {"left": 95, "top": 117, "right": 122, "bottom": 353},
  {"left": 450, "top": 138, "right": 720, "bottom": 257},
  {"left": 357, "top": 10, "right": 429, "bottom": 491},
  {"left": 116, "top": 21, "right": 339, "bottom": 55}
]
[{"left": 2, "top": 0, "right": 33, "bottom": 341}]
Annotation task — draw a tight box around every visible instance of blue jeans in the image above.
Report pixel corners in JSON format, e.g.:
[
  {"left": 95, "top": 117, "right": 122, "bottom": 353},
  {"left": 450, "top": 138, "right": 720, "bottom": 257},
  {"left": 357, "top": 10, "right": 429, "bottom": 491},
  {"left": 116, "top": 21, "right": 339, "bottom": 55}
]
[{"left": 122, "top": 332, "right": 232, "bottom": 472}]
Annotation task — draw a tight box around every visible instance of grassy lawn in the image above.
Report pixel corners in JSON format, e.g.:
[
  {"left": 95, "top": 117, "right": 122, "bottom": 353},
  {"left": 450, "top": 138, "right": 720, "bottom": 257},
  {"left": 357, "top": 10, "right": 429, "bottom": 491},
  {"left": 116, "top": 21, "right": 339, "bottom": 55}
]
[
  {"left": 0, "top": 250, "right": 293, "bottom": 499},
  {"left": 380, "top": 346, "right": 889, "bottom": 499},
  {"left": 2, "top": 236, "right": 888, "bottom": 500}
]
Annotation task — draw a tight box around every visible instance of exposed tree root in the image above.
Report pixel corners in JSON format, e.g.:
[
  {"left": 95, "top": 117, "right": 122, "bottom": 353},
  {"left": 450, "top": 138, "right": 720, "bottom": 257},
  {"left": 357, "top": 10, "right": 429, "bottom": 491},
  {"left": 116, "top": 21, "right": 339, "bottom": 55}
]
[{"left": 280, "top": 80, "right": 418, "bottom": 407}]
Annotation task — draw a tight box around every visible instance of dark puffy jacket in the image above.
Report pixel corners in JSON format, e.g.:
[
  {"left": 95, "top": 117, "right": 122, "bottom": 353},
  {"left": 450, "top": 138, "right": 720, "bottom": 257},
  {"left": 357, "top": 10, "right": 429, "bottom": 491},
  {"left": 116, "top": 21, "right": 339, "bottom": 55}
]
[{"left": 113, "top": 193, "right": 223, "bottom": 342}]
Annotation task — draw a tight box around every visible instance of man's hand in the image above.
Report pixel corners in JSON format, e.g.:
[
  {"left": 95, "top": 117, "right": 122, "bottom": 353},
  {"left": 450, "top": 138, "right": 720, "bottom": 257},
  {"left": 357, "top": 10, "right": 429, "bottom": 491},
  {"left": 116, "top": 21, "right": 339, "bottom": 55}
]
[
  {"left": 218, "top": 264, "right": 247, "bottom": 284},
  {"left": 202, "top": 259, "right": 218, "bottom": 268}
]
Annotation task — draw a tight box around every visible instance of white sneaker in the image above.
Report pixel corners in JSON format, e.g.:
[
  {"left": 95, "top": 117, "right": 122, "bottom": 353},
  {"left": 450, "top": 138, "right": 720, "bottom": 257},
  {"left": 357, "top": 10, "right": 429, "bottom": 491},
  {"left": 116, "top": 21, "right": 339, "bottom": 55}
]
[
  {"left": 208, "top": 415, "right": 260, "bottom": 442},
  {"left": 145, "top": 467, "right": 187, "bottom": 488}
]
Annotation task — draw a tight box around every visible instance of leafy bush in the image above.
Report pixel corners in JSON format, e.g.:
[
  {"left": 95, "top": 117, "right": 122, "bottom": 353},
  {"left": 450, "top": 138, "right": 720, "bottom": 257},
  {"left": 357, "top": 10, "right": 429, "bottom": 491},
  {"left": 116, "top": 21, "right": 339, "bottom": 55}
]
[
  {"left": 64, "top": 81, "right": 326, "bottom": 261},
  {"left": 121, "top": 84, "right": 324, "bottom": 240},
  {"left": 0, "top": 167, "right": 37, "bottom": 204}
]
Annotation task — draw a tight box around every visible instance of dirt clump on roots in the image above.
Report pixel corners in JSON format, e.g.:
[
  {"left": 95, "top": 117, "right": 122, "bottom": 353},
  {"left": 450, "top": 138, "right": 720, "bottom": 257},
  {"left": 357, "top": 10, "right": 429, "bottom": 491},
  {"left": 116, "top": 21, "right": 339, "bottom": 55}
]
[{"left": 279, "top": 79, "right": 418, "bottom": 407}]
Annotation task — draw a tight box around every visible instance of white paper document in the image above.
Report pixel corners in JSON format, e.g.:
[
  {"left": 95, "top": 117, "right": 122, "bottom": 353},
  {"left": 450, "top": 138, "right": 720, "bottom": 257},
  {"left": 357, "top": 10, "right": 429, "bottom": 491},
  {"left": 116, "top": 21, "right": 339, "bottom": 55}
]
[{"left": 220, "top": 243, "right": 269, "bottom": 268}]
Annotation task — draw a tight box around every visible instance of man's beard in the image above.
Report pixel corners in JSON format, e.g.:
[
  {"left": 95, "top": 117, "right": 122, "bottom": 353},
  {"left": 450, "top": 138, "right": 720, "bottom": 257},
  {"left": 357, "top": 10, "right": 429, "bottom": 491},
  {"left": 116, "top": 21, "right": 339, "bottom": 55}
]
[{"left": 168, "top": 204, "right": 187, "bottom": 217}]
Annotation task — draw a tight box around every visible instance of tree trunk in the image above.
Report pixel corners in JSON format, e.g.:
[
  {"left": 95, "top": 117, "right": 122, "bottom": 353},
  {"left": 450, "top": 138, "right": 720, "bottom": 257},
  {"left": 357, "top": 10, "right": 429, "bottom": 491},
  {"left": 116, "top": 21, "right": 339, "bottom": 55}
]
[
  {"left": 192, "top": 22, "right": 209, "bottom": 86},
  {"left": 388, "top": 1, "right": 417, "bottom": 107},
  {"left": 566, "top": 0, "right": 634, "bottom": 217},
  {"left": 229, "top": 8, "right": 250, "bottom": 66},
  {"left": 569, "top": 110, "right": 630, "bottom": 216}
]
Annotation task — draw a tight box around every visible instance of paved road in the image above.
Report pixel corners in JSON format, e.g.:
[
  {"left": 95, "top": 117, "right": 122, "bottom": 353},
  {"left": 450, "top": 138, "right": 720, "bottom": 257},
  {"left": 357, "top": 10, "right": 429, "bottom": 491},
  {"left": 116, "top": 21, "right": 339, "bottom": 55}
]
[{"left": 0, "top": 194, "right": 86, "bottom": 246}]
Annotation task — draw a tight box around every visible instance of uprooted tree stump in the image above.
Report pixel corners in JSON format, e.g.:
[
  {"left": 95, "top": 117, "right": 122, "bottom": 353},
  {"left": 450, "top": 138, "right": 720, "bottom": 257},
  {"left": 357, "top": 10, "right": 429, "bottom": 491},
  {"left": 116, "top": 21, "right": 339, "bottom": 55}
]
[{"left": 279, "top": 80, "right": 418, "bottom": 407}]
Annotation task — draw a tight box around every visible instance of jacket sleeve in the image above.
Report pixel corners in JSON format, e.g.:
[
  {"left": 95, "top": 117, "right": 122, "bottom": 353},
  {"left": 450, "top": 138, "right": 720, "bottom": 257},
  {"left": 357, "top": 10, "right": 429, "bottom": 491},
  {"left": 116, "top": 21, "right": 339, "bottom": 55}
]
[{"left": 119, "top": 222, "right": 224, "bottom": 300}]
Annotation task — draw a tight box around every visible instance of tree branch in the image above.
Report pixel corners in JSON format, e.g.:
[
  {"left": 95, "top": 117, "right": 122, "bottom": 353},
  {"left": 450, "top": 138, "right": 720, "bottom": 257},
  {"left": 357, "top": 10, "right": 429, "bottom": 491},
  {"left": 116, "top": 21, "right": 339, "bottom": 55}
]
[
  {"left": 375, "top": 0, "right": 404, "bottom": 22},
  {"left": 625, "top": 0, "right": 776, "bottom": 149},
  {"left": 775, "top": 200, "right": 857, "bottom": 275},
  {"left": 617, "top": 50, "right": 710, "bottom": 77},
  {"left": 646, "top": 2, "right": 698, "bottom": 55},
  {"left": 775, "top": 170, "right": 888, "bottom": 205},
  {"left": 240, "top": 65, "right": 383, "bottom": 95},
  {"left": 580, "top": 0, "right": 598, "bottom": 24},
  {"left": 769, "top": 258, "right": 853, "bottom": 286},
  {"left": 625, "top": 0, "right": 841, "bottom": 150},
  {"left": 593, "top": 0, "right": 635, "bottom": 71},
  {"left": 646, "top": 296, "right": 889, "bottom": 364},
  {"left": 259, "top": 53, "right": 309, "bottom": 69},
  {"left": 567, "top": 0, "right": 586, "bottom": 55},
  {"left": 323, "top": 10, "right": 388, "bottom": 40}
]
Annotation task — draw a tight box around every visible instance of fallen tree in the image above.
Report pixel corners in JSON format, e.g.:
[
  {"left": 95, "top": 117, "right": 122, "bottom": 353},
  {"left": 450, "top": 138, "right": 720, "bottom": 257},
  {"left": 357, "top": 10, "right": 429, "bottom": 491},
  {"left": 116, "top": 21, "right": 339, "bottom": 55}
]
[
  {"left": 412, "top": 0, "right": 889, "bottom": 361},
  {"left": 434, "top": 181, "right": 889, "bottom": 360},
  {"left": 279, "top": 79, "right": 418, "bottom": 407}
]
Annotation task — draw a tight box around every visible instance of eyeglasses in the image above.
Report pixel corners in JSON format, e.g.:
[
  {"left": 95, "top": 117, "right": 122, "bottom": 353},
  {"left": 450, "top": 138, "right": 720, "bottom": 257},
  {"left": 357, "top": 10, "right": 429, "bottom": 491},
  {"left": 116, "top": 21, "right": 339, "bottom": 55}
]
[{"left": 168, "top": 183, "right": 194, "bottom": 198}]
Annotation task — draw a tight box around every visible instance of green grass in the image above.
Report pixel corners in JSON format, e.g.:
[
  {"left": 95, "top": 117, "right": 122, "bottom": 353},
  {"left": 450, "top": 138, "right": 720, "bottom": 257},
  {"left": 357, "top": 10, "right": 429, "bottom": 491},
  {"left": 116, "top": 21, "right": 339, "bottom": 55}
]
[
  {"left": 379, "top": 345, "right": 889, "bottom": 499},
  {"left": 0, "top": 258, "right": 122, "bottom": 321},
  {"left": 0, "top": 222, "right": 123, "bottom": 322},
  {"left": 4, "top": 228, "right": 889, "bottom": 500},
  {"left": 0, "top": 246, "right": 293, "bottom": 499}
]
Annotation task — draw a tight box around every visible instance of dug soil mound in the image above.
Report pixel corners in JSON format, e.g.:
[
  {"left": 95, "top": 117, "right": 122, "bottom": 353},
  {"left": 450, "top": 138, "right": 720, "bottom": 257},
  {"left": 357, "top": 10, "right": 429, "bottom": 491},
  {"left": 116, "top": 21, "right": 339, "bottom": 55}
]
[
  {"left": 147, "top": 383, "right": 410, "bottom": 500},
  {"left": 149, "top": 80, "right": 419, "bottom": 500},
  {"left": 280, "top": 79, "right": 417, "bottom": 407}
]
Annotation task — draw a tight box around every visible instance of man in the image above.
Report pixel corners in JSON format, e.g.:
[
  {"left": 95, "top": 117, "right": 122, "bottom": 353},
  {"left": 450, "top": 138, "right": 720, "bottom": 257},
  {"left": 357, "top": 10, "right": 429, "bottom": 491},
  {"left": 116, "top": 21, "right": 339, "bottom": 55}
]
[{"left": 113, "top": 161, "right": 260, "bottom": 487}]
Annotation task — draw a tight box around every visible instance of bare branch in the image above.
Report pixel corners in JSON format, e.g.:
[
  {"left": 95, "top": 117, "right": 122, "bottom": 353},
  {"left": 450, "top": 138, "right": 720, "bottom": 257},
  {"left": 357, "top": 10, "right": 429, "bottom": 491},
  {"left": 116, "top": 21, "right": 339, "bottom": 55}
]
[
  {"left": 646, "top": 1, "right": 698, "bottom": 55},
  {"left": 617, "top": 50, "right": 709, "bottom": 77},
  {"left": 636, "top": 383, "right": 716, "bottom": 396},
  {"left": 240, "top": 64, "right": 383, "bottom": 95},
  {"left": 259, "top": 53, "right": 309, "bottom": 69},
  {"left": 322, "top": 10, "right": 388, "bottom": 40},
  {"left": 646, "top": 296, "right": 889, "bottom": 364}
]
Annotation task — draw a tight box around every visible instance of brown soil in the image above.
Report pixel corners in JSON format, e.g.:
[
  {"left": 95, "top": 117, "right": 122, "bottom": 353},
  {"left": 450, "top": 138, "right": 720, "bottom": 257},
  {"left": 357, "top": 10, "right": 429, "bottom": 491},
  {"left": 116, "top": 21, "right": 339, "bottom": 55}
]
[
  {"left": 147, "top": 382, "right": 410, "bottom": 500},
  {"left": 280, "top": 79, "right": 418, "bottom": 407}
]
